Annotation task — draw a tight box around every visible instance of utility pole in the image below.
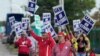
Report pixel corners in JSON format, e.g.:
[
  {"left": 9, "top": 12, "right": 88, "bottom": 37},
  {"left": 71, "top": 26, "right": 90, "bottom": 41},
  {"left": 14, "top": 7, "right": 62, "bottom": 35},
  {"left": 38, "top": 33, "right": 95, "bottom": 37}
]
[
  {"left": 59, "top": 0, "right": 64, "bottom": 9},
  {"left": 10, "top": 0, "right": 12, "bottom": 13},
  {"left": 58, "top": 0, "right": 65, "bottom": 32}
]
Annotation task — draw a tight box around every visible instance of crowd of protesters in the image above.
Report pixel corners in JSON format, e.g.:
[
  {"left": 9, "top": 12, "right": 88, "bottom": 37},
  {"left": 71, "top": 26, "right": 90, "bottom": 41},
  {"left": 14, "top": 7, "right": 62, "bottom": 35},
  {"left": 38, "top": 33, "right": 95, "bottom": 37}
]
[{"left": 6, "top": 27, "right": 96, "bottom": 56}]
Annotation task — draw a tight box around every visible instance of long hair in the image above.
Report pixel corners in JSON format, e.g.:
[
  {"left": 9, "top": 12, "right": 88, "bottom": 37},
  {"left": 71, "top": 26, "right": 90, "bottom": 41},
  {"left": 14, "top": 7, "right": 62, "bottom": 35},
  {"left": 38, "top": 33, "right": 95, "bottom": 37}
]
[{"left": 78, "top": 34, "right": 86, "bottom": 42}]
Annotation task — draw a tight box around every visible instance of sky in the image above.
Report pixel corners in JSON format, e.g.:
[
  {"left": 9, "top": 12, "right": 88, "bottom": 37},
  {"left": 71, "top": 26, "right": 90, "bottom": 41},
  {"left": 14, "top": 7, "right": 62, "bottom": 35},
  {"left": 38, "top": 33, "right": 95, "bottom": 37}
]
[
  {"left": 0, "top": 0, "right": 28, "bottom": 21},
  {"left": 96, "top": 0, "right": 100, "bottom": 8},
  {"left": 0, "top": 0, "right": 100, "bottom": 21}
]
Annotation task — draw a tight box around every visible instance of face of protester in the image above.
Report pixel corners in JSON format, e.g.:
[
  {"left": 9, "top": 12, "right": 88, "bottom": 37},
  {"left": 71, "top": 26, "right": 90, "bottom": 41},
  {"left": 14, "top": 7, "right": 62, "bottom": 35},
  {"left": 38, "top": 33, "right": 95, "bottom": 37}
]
[
  {"left": 54, "top": 37, "right": 59, "bottom": 43},
  {"left": 21, "top": 32, "right": 27, "bottom": 38},
  {"left": 74, "top": 33, "right": 77, "bottom": 37},
  {"left": 21, "top": 34, "right": 26, "bottom": 38},
  {"left": 42, "top": 33, "right": 48, "bottom": 39},
  {"left": 80, "top": 36, "right": 84, "bottom": 41},
  {"left": 58, "top": 35, "right": 65, "bottom": 43}
]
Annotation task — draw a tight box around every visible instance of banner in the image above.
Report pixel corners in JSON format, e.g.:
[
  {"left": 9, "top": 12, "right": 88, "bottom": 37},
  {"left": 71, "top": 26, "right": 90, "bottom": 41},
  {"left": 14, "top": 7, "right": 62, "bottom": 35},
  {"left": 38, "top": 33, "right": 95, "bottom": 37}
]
[
  {"left": 14, "top": 22, "right": 23, "bottom": 37},
  {"left": 79, "top": 15, "right": 96, "bottom": 34},
  {"left": 22, "top": 18, "right": 30, "bottom": 30},
  {"left": 42, "top": 24, "right": 57, "bottom": 37},
  {"left": 28, "top": 0, "right": 37, "bottom": 14},
  {"left": 53, "top": 5, "right": 69, "bottom": 26},
  {"left": 42, "top": 13, "right": 51, "bottom": 25}
]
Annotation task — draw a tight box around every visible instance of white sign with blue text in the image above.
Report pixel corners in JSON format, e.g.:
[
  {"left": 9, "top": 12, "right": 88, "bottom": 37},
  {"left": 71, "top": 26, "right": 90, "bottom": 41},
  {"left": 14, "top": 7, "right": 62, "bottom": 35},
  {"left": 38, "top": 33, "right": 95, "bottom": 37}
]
[
  {"left": 42, "top": 13, "right": 51, "bottom": 25},
  {"left": 9, "top": 16, "right": 16, "bottom": 31},
  {"left": 22, "top": 18, "right": 30, "bottom": 30},
  {"left": 14, "top": 22, "right": 23, "bottom": 37},
  {"left": 28, "top": 0, "right": 37, "bottom": 14},
  {"left": 53, "top": 5, "right": 69, "bottom": 26},
  {"left": 79, "top": 15, "right": 96, "bottom": 34},
  {"left": 42, "top": 24, "right": 57, "bottom": 37},
  {"left": 73, "top": 19, "right": 81, "bottom": 31}
]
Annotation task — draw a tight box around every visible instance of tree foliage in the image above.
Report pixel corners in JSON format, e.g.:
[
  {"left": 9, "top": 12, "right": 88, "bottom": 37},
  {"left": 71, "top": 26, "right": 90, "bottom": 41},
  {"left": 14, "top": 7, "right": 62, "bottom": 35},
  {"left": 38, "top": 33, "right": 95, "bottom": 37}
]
[
  {"left": 36, "top": 0, "right": 95, "bottom": 25},
  {"left": 91, "top": 9, "right": 100, "bottom": 27},
  {"left": 65, "top": 0, "right": 95, "bottom": 24}
]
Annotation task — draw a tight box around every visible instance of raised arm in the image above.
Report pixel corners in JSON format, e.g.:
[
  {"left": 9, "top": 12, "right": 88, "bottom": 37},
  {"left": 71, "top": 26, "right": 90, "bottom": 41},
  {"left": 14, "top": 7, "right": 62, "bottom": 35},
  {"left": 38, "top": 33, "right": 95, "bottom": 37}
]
[{"left": 30, "top": 30, "right": 42, "bottom": 42}]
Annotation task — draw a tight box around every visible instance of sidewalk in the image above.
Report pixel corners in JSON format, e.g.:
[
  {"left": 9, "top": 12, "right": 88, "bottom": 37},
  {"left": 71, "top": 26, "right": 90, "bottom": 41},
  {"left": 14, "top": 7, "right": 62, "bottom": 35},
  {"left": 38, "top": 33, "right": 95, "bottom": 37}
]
[
  {"left": 0, "top": 40, "right": 17, "bottom": 56},
  {"left": 96, "top": 54, "right": 100, "bottom": 56}
]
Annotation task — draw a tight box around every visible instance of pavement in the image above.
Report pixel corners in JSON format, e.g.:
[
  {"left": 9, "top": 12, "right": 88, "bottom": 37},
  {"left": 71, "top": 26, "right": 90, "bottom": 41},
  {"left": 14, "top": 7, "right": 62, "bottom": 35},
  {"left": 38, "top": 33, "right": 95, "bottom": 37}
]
[
  {"left": 0, "top": 38, "right": 100, "bottom": 56},
  {"left": 0, "top": 40, "right": 17, "bottom": 56},
  {"left": 96, "top": 54, "right": 100, "bottom": 56}
]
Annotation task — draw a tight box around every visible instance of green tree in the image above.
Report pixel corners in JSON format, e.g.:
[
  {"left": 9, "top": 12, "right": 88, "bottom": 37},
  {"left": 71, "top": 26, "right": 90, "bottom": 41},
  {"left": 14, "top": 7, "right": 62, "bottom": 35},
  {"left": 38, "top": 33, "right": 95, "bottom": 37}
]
[
  {"left": 91, "top": 8, "right": 100, "bottom": 27},
  {"left": 64, "top": 0, "right": 95, "bottom": 25},
  {"left": 36, "top": 0, "right": 95, "bottom": 26}
]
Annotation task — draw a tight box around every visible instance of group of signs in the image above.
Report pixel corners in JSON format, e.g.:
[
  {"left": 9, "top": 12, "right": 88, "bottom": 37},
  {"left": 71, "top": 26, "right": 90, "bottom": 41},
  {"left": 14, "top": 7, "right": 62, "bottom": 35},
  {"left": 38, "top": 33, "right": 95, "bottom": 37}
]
[
  {"left": 9, "top": 16, "right": 30, "bottom": 37},
  {"left": 42, "top": 13, "right": 57, "bottom": 37},
  {"left": 9, "top": 0, "right": 96, "bottom": 37},
  {"left": 42, "top": 5, "right": 96, "bottom": 37},
  {"left": 73, "top": 15, "right": 96, "bottom": 35},
  {"left": 53, "top": 5, "right": 96, "bottom": 35}
]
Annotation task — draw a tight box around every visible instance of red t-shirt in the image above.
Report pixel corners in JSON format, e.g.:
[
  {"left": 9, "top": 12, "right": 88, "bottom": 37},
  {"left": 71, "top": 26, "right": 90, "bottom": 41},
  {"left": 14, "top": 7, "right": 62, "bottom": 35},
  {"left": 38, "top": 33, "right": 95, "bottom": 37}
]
[{"left": 59, "top": 42, "right": 66, "bottom": 51}]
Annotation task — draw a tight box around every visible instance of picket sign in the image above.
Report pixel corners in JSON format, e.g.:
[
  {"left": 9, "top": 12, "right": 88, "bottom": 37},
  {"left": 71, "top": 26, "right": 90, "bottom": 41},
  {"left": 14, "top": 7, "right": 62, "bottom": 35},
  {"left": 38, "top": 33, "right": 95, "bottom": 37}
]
[
  {"left": 22, "top": 18, "right": 30, "bottom": 30},
  {"left": 28, "top": 0, "right": 37, "bottom": 15},
  {"left": 79, "top": 15, "right": 96, "bottom": 35},
  {"left": 14, "top": 22, "right": 23, "bottom": 37},
  {"left": 53, "top": 5, "right": 69, "bottom": 26},
  {"left": 73, "top": 19, "right": 81, "bottom": 31},
  {"left": 42, "top": 13, "right": 51, "bottom": 25},
  {"left": 42, "top": 24, "right": 57, "bottom": 37},
  {"left": 9, "top": 16, "right": 16, "bottom": 31}
]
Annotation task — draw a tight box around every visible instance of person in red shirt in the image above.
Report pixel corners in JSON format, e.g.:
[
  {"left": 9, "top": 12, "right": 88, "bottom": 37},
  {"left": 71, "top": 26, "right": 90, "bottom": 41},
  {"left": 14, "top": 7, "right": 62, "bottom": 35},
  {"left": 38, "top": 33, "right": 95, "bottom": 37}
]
[
  {"left": 52, "top": 32, "right": 71, "bottom": 56},
  {"left": 15, "top": 32, "right": 32, "bottom": 56},
  {"left": 29, "top": 28, "right": 56, "bottom": 56}
]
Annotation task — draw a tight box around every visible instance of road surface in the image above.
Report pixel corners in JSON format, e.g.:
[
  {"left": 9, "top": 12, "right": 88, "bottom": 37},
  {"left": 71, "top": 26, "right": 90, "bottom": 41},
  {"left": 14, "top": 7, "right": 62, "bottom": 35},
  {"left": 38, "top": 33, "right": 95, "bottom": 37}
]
[
  {"left": 0, "top": 40, "right": 17, "bottom": 56},
  {"left": 0, "top": 39, "right": 100, "bottom": 56}
]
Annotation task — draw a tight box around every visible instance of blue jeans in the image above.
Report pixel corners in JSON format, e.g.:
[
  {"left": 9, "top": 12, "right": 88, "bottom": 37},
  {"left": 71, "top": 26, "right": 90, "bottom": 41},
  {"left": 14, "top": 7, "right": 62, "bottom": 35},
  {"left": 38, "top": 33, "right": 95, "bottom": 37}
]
[{"left": 77, "top": 52, "right": 86, "bottom": 56}]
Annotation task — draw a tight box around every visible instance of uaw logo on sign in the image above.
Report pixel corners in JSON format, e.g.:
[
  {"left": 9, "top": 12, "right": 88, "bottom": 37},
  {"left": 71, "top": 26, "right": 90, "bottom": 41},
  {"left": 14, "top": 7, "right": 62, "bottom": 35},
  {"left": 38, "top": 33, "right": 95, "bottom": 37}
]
[
  {"left": 42, "top": 13, "right": 51, "bottom": 25},
  {"left": 42, "top": 24, "right": 57, "bottom": 37},
  {"left": 22, "top": 18, "right": 30, "bottom": 30},
  {"left": 9, "top": 16, "right": 16, "bottom": 30},
  {"left": 14, "top": 22, "right": 23, "bottom": 37},
  {"left": 28, "top": 0, "right": 37, "bottom": 14},
  {"left": 53, "top": 5, "right": 69, "bottom": 26},
  {"left": 79, "top": 15, "right": 96, "bottom": 35},
  {"left": 73, "top": 19, "right": 81, "bottom": 31},
  {"left": 9, "top": 16, "right": 16, "bottom": 26}
]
